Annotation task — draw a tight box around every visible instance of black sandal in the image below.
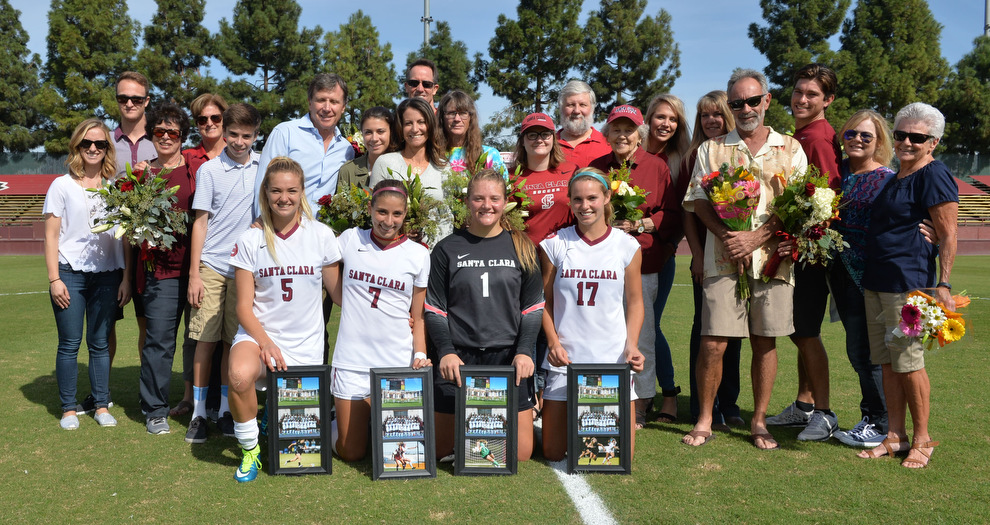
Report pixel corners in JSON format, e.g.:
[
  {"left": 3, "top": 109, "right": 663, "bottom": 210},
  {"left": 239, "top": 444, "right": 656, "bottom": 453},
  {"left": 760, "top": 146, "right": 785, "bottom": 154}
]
[{"left": 655, "top": 386, "right": 681, "bottom": 423}]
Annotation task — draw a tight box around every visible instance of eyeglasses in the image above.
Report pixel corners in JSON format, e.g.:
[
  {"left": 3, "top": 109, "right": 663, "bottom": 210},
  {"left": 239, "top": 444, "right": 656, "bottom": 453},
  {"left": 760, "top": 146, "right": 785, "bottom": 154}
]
[
  {"left": 196, "top": 114, "right": 222, "bottom": 126},
  {"left": 78, "top": 139, "right": 110, "bottom": 150},
  {"left": 405, "top": 79, "right": 436, "bottom": 89},
  {"left": 444, "top": 110, "right": 470, "bottom": 120},
  {"left": 525, "top": 131, "right": 554, "bottom": 142},
  {"left": 727, "top": 94, "right": 766, "bottom": 111},
  {"left": 842, "top": 130, "right": 875, "bottom": 144},
  {"left": 893, "top": 130, "right": 934, "bottom": 144},
  {"left": 152, "top": 128, "right": 181, "bottom": 140},
  {"left": 116, "top": 95, "right": 147, "bottom": 105}
]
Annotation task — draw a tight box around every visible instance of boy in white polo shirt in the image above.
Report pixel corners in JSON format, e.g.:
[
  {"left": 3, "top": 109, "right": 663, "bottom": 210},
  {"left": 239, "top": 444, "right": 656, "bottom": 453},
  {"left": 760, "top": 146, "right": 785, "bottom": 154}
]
[{"left": 185, "top": 103, "right": 262, "bottom": 443}]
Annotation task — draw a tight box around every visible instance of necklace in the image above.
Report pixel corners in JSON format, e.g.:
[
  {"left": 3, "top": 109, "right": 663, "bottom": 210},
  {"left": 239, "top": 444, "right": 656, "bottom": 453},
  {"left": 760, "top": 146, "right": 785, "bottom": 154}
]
[{"left": 153, "top": 156, "right": 185, "bottom": 170}]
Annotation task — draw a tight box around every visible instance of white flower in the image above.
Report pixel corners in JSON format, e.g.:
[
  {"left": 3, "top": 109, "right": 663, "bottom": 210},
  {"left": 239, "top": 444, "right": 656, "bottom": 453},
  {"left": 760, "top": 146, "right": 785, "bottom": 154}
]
[{"left": 617, "top": 181, "right": 633, "bottom": 196}]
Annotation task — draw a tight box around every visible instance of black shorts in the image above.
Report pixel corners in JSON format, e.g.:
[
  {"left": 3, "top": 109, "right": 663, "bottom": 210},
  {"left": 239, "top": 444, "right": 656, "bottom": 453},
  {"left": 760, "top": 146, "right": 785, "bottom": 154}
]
[
  {"left": 792, "top": 263, "right": 829, "bottom": 337},
  {"left": 433, "top": 346, "right": 535, "bottom": 414}
]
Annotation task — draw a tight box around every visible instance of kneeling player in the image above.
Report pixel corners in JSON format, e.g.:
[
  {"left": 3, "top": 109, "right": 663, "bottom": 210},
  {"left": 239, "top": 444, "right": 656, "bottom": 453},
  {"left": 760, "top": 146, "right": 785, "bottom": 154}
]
[{"left": 227, "top": 158, "right": 342, "bottom": 483}]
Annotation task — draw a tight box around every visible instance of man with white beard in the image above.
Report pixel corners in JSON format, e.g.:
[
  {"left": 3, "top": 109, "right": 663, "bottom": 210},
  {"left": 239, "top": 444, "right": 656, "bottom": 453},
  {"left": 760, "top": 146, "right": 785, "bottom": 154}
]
[
  {"left": 681, "top": 68, "right": 807, "bottom": 450},
  {"left": 555, "top": 80, "right": 611, "bottom": 168}
]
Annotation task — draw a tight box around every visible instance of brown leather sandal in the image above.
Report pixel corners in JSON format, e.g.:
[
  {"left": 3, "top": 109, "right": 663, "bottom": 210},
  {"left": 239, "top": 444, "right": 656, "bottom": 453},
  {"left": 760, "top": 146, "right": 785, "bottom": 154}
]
[
  {"left": 902, "top": 440, "right": 940, "bottom": 468},
  {"left": 861, "top": 437, "right": 910, "bottom": 458}
]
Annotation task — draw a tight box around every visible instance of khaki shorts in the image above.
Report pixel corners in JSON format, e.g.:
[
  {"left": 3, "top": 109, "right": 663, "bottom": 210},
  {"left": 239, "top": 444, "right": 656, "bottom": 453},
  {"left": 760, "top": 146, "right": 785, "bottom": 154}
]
[
  {"left": 701, "top": 274, "right": 794, "bottom": 338},
  {"left": 188, "top": 264, "right": 238, "bottom": 343},
  {"left": 864, "top": 289, "right": 925, "bottom": 373}
]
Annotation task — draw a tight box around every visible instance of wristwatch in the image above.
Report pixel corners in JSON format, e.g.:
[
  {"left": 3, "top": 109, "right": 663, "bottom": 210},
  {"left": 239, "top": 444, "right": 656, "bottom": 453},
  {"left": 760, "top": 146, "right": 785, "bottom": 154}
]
[
  {"left": 636, "top": 220, "right": 645, "bottom": 234},
  {"left": 936, "top": 281, "right": 951, "bottom": 290}
]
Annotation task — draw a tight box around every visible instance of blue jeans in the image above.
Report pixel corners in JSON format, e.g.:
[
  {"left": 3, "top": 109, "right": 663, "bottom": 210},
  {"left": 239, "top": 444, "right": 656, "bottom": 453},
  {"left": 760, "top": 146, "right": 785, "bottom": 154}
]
[
  {"left": 653, "top": 257, "right": 677, "bottom": 392},
  {"left": 828, "top": 260, "right": 888, "bottom": 433},
  {"left": 51, "top": 264, "right": 121, "bottom": 412},
  {"left": 689, "top": 278, "right": 742, "bottom": 423},
  {"left": 139, "top": 275, "right": 188, "bottom": 419}
]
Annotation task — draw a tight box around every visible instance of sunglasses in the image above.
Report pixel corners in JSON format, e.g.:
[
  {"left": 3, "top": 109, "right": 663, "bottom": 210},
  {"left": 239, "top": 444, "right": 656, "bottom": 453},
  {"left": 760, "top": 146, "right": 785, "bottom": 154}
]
[
  {"left": 116, "top": 95, "right": 147, "bottom": 105},
  {"left": 727, "top": 94, "right": 766, "bottom": 111},
  {"left": 79, "top": 139, "right": 110, "bottom": 150},
  {"left": 153, "top": 128, "right": 181, "bottom": 140},
  {"left": 524, "top": 131, "right": 554, "bottom": 142},
  {"left": 893, "top": 130, "right": 934, "bottom": 144},
  {"left": 196, "top": 114, "right": 222, "bottom": 126},
  {"left": 405, "top": 79, "right": 436, "bottom": 89},
  {"left": 842, "top": 130, "right": 875, "bottom": 144}
]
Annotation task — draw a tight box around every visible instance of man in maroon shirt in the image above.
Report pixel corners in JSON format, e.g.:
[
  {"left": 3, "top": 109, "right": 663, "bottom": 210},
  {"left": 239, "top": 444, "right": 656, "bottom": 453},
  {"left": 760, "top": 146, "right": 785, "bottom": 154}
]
[
  {"left": 765, "top": 64, "right": 844, "bottom": 441},
  {"left": 556, "top": 80, "right": 611, "bottom": 168}
]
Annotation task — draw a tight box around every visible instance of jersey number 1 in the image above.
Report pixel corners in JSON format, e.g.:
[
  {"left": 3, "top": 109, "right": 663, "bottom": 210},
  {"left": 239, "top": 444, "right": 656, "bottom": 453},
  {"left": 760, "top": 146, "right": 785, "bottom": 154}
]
[{"left": 576, "top": 281, "right": 598, "bottom": 306}]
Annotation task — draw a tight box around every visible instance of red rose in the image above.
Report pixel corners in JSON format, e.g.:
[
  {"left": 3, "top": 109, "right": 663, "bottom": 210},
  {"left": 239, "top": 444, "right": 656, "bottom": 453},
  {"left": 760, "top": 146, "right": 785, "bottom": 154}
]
[
  {"left": 318, "top": 194, "right": 333, "bottom": 207},
  {"left": 806, "top": 225, "right": 824, "bottom": 240},
  {"left": 119, "top": 180, "right": 135, "bottom": 192},
  {"left": 805, "top": 183, "right": 816, "bottom": 196}
]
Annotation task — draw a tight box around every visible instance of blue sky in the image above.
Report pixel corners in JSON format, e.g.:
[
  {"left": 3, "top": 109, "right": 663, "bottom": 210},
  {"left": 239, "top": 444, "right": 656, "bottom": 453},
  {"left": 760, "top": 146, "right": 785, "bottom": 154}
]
[
  {"left": 277, "top": 376, "right": 319, "bottom": 390},
  {"left": 579, "top": 374, "right": 620, "bottom": 388},
  {"left": 466, "top": 375, "right": 508, "bottom": 390},
  {"left": 9, "top": 0, "right": 985, "bottom": 131}
]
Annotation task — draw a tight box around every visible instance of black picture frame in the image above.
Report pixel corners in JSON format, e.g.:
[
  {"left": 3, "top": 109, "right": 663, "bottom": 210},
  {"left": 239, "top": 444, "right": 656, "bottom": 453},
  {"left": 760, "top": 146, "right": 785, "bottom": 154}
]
[
  {"left": 566, "top": 364, "right": 631, "bottom": 474},
  {"left": 454, "top": 366, "right": 517, "bottom": 475},
  {"left": 370, "top": 367, "right": 436, "bottom": 480},
  {"left": 266, "top": 365, "right": 331, "bottom": 476}
]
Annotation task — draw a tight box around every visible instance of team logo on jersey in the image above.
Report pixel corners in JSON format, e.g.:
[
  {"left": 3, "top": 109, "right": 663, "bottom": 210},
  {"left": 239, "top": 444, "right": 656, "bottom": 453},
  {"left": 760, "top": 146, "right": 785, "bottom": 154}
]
[
  {"left": 230, "top": 244, "right": 238, "bottom": 257},
  {"left": 541, "top": 194, "right": 554, "bottom": 210},
  {"left": 457, "top": 253, "right": 470, "bottom": 260}
]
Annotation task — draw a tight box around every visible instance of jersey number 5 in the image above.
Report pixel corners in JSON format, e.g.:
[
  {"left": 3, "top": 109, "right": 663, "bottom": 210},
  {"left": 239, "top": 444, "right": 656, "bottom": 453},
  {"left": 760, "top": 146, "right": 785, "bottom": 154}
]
[
  {"left": 281, "top": 278, "right": 293, "bottom": 301},
  {"left": 576, "top": 281, "right": 598, "bottom": 306}
]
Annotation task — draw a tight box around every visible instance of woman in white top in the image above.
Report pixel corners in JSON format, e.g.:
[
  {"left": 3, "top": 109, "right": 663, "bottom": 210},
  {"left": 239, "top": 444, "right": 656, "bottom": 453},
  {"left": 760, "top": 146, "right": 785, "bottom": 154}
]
[
  {"left": 370, "top": 97, "right": 448, "bottom": 203},
  {"left": 44, "top": 118, "right": 131, "bottom": 430},
  {"left": 227, "top": 157, "right": 342, "bottom": 483},
  {"left": 539, "top": 168, "right": 645, "bottom": 461},
  {"left": 329, "top": 179, "right": 431, "bottom": 461}
]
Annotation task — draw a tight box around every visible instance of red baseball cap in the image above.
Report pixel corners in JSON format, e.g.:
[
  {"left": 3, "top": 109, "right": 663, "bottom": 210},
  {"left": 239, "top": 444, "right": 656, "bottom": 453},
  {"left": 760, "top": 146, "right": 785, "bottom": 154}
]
[
  {"left": 521, "top": 112, "right": 555, "bottom": 133},
  {"left": 606, "top": 105, "right": 644, "bottom": 126}
]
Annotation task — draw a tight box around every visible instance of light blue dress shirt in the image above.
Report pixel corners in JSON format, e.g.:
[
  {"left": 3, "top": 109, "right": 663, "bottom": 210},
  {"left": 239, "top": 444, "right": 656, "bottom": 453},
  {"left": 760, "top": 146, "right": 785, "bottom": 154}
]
[{"left": 254, "top": 113, "right": 355, "bottom": 218}]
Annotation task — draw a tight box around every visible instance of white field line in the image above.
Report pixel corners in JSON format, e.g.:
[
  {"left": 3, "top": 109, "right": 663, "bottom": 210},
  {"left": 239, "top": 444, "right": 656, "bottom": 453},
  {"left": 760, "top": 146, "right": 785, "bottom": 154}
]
[
  {"left": 548, "top": 460, "right": 618, "bottom": 525},
  {"left": 0, "top": 291, "right": 48, "bottom": 296}
]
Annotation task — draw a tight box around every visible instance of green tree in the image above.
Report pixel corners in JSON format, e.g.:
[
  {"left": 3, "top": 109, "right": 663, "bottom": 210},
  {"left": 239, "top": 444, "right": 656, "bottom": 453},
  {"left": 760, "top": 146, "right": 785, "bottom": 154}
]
[
  {"left": 405, "top": 21, "right": 479, "bottom": 100},
  {"left": 136, "top": 0, "right": 214, "bottom": 108},
  {"left": 836, "top": 0, "right": 949, "bottom": 121},
  {"left": 321, "top": 10, "right": 397, "bottom": 133},
  {"left": 476, "top": 0, "right": 585, "bottom": 118},
  {"left": 215, "top": 0, "right": 322, "bottom": 141},
  {"left": 581, "top": 0, "right": 681, "bottom": 115},
  {"left": 0, "top": 0, "right": 43, "bottom": 153},
  {"left": 35, "top": 0, "right": 140, "bottom": 154},
  {"left": 940, "top": 36, "right": 990, "bottom": 173},
  {"left": 748, "top": 0, "right": 850, "bottom": 131}
]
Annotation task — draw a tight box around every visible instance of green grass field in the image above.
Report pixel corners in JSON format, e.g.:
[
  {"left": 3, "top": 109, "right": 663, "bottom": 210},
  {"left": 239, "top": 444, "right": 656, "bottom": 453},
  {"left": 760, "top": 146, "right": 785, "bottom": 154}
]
[
  {"left": 277, "top": 398, "right": 320, "bottom": 406},
  {"left": 381, "top": 399, "right": 424, "bottom": 409},
  {"left": 278, "top": 452, "right": 322, "bottom": 468},
  {"left": 465, "top": 398, "right": 507, "bottom": 406},
  {"left": 2, "top": 254, "right": 989, "bottom": 523}
]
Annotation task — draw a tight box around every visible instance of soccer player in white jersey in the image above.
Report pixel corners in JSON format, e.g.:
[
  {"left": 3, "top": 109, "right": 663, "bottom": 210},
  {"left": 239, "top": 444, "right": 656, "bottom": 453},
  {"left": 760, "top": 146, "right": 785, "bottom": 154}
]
[
  {"left": 425, "top": 169, "right": 545, "bottom": 462},
  {"left": 328, "top": 179, "right": 431, "bottom": 461},
  {"left": 226, "top": 157, "right": 342, "bottom": 483},
  {"left": 539, "top": 168, "right": 645, "bottom": 462}
]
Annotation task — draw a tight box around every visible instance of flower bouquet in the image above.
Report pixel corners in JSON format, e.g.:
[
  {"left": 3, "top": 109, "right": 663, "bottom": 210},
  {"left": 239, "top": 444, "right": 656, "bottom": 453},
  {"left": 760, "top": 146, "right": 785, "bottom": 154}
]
[
  {"left": 894, "top": 289, "right": 970, "bottom": 349},
  {"left": 89, "top": 163, "right": 188, "bottom": 271},
  {"left": 606, "top": 161, "right": 648, "bottom": 222},
  {"left": 316, "top": 184, "right": 371, "bottom": 234},
  {"left": 699, "top": 162, "right": 761, "bottom": 299},
  {"left": 440, "top": 153, "right": 529, "bottom": 231},
  {"left": 762, "top": 166, "right": 847, "bottom": 279},
  {"left": 347, "top": 126, "right": 365, "bottom": 157},
  {"left": 390, "top": 165, "right": 442, "bottom": 243}
]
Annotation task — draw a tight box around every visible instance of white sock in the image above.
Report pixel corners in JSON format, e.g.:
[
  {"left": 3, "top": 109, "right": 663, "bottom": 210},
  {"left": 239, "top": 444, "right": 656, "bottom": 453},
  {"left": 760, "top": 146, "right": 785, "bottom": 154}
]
[
  {"left": 235, "top": 418, "right": 259, "bottom": 450},
  {"left": 192, "top": 386, "right": 208, "bottom": 420},
  {"left": 220, "top": 385, "right": 230, "bottom": 415}
]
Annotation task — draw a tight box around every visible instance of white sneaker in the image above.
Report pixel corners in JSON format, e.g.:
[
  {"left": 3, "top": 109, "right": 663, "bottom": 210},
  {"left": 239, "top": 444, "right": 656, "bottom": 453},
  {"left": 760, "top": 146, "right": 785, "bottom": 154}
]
[
  {"left": 766, "top": 402, "right": 813, "bottom": 427},
  {"left": 835, "top": 417, "right": 885, "bottom": 448}
]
